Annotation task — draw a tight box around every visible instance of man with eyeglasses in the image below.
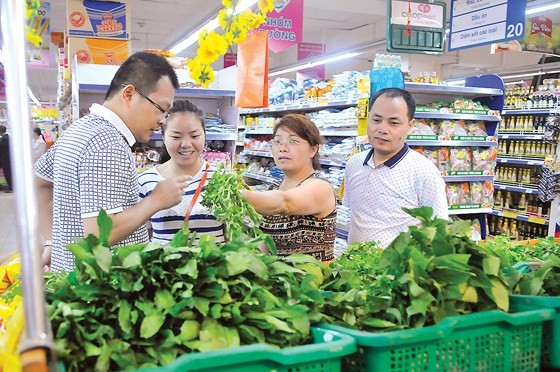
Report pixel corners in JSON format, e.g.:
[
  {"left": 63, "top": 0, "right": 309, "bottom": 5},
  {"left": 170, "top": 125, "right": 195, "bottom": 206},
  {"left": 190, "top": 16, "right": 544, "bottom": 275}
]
[{"left": 35, "top": 52, "right": 192, "bottom": 272}]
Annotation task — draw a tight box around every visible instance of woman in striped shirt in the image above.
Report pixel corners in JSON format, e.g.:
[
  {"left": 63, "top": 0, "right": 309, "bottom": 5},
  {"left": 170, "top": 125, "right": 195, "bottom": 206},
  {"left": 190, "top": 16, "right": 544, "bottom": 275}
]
[{"left": 138, "top": 100, "right": 225, "bottom": 243}]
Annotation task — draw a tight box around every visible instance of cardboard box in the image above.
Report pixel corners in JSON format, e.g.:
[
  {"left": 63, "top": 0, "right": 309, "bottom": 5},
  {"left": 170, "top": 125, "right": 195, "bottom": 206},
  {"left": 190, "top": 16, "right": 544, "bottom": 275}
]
[
  {"left": 67, "top": 37, "right": 129, "bottom": 65},
  {"left": 67, "top": 0, "right": 129, "bottom": 39}
]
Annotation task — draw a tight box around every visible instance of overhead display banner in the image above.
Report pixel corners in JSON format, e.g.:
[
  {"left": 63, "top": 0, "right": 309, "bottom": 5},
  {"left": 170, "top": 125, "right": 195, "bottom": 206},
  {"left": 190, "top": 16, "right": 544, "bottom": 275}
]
[
  {"left": 257, "top": 0, "right": 303, "bottom": 53},
  {"left": 449, "top": 0, "right": 527, "bottom": 51},
  {"left": 296, "top": 43, "right": 325, "bottom": 81},
  {"left": 491, "top": 16, "right": 560, "bottom": 54},
  {"left": 67, "top": 0, "right": 128, "bottom": 39},
  {"left": 387, "top": 0, "right": 446, "bottom": 55},
  {"left": 27, "top": 2, "right": 51, "bottom": 69}
]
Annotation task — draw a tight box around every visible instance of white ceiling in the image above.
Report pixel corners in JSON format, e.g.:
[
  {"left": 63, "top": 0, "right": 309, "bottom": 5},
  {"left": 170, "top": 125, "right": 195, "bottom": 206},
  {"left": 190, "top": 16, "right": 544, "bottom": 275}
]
[{"left": 5, "top": 0, "right": 560, "bottom": 103}]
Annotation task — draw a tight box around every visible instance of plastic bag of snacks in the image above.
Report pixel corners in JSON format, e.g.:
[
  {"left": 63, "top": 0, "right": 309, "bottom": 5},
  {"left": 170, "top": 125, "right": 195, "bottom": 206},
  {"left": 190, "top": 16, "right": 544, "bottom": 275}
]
[
  {"left": 446, "top": 184, "right": 460, "bottom": 205},
  {"left": 470, "top": 182, "right": 483, "bottom": 204},
  {"left": 482, "top": 181, "right": 494, "bottom": 206},
  {"left": 467, "top": 121, "right": 487, "bottom": 136},
  {"left": 450, "top": 148, "right": 472, "bottom": 171},
  {"left": 472, "top": 147, "right": 497, "bottom": 172},
  {"left": 458, "top": 182, "right": 471, "bottom": 204},
  {"left": 423, "top": 148, "right": 439, "bottom": 168}
]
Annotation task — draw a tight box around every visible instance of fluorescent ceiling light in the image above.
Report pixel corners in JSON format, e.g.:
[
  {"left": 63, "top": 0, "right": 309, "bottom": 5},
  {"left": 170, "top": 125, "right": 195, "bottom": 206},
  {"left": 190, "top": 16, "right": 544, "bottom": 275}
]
[
  {"left": 504, "top": 80, "right": 525, "bottom": 86},
  {"left": 170, "top": 0, "right": 258, "bottom": 55},
  {"left": 27, "top": 87, "right": 40, "bottom": 105},
  {"left": 446, "top": 79, "right": 465, "bottom": 86},
  {"left": 269, "top": 52, "right": 362, "bottom": 77},
  {"left": 526, "top": 3, "right": 560, "bottom": 15}
]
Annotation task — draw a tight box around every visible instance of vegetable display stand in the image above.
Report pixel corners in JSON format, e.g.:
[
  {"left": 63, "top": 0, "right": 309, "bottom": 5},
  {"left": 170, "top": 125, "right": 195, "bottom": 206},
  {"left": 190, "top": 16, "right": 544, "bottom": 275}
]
[
  {"left": 321, "top": 309, "right": 554, "bottom": 372},
  {"left": 58, "top": 328, "right": 356, "bottom": 372},
  {"left": 510, "top": 295, "right": 560, "bottom": 369}
]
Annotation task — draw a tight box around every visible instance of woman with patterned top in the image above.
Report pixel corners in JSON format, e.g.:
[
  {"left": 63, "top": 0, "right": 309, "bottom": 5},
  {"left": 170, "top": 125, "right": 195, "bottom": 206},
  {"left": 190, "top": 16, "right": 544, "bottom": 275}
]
[
  {"left": 241, "top": 114, "right": 336, "bottom": 261},
  {"left": 138, "top": 100, "right": 225, "bottom": 243}
]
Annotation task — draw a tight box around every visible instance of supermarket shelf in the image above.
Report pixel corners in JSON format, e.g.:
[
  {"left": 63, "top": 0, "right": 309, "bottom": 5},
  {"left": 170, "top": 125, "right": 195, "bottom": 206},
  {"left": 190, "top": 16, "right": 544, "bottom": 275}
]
[
  {"left": 239, "top": 98, "right": 359, "bottom": 114},
  {"left": 494, "top": 182, "right": 540, "bottom": 195},
  {"left": 240, "top": 150, "right": 347, "bottom": 167},
  {"left": 502, "top": 108, "right": 559, "bottom": 115},
  {"left": 496, "top": 157, "right": 545, "bottom": 166},
  {"left": 79, "top": 84, "right": 236, "bottom": 98},
  {"left": 320, "top": 159, "right": 347, "bottom": 168},
  {"left": 244, "top": 172, "right": 280, "bottom": 183},
  {"left": 245, "top": 129, "right": 359, "bottom": 137},
  {"left": 150, "top": 132, "right": 237, "bottom": 141},
  {"left": 243, "top": 150, "right": 273, "bottom": 158},
  {"left": 490, "top": 210, "right": 549, "bottom": 225},
  {"left": 407, "top": 140, "right": 498, "bottom": 147},
  {"left": 415, "top": 112, "right": 500, "bottom": 121},
  {"left": 448, "top": 207, "right": 493, "bottom": 215},
  {"left": 443, "top": 175, "right": 494, "bottom": 182},
  {"left": 405, "top": 83, "right": 502, "bottom": 97},
  {"left": 497, "top": 133, "right": 544, "bottom": 140}
]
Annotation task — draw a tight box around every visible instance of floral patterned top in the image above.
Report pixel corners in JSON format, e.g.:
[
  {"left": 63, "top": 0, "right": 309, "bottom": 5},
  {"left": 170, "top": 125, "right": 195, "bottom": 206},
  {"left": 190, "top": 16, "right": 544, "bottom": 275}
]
[{"left": 260, "top": 173, "right": 336, "bottom": 261}]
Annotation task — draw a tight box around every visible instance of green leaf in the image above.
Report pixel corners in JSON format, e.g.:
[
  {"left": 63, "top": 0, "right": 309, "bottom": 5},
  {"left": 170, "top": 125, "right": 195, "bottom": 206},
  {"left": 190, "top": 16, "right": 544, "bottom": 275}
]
[
  {"left": 295, "top": 263, "right": 323, "bottom": 285},
  {"left": 122, "top": 251, "right": 141, "bottom": 268},
  {"left": 490, "top": 279, "right": 509, "bottom": 311},
  {"left": 461, "top": 285, "right": 478, "bottom": 303},
  {"left": 179, "top": 320, "right": 200, "bottom": 342},
  {"left": 92, "top": 244, "right": 112, "bottom": 273},
  {"left": 140, "top": 313, "right": 166, "bottom": 338},
  {"left": 155, "top": 290, "right": 175, "bottom": 310},
  {"left": 483, "top": 256, "right": 501, "bottom": 277},
  {"left": 97, "top": 209, "right": 113, "bottom": 246},
  {"left": 360, "top": 318, "right": 398, "bottom": 328},
  {"left": 403, "top": 206, "right": 434, "bottom": 222},
  {"left": 176, "top": 259, "right": 199, "bottom": 278},
  {"left": 118, "top": 300, "right": 132, "bottom": 334}
]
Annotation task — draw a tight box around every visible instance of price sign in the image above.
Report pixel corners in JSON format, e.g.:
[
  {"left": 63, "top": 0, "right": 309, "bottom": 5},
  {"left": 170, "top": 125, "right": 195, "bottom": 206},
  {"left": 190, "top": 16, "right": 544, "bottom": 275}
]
[{"left": 449, "top": 0, "right": 527, "bottom": 51}]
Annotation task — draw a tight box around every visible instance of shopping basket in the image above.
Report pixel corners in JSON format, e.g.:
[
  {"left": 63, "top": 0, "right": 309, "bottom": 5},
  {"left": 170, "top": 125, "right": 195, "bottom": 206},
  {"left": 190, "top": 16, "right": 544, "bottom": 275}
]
[{"left": 320, "top": 309, "right": 554, "bottom": 372}]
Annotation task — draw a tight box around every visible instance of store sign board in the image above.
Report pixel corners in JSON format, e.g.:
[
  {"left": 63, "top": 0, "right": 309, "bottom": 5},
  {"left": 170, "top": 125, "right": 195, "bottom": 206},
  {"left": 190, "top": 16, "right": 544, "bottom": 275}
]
[
  {"left": 67, "top": 0, "right": 128, "bottom": 39},
  {"left": 27, "top": 2, "right": 51, "bottom": 69},
  {"left": 387, "top": 0, "right": 447, "bottom": 54},
  {"left": 491, "top": 16, "right": 560, "bottom": 54},
  {"left": 296, "top": 43, "right": 325, "bottom": 81},
  {"left": 257, "top": 0, "right": 303, "bottom": 53},
  {"left": 448, "top": 0, "right": 527, "bottom": 51}
]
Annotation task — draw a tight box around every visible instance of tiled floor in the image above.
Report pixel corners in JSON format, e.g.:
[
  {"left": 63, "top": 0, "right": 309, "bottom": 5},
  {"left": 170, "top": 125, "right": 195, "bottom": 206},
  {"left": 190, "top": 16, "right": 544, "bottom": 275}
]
[{"left": 0, "top": 191, "right": 18, "bottom": 257}]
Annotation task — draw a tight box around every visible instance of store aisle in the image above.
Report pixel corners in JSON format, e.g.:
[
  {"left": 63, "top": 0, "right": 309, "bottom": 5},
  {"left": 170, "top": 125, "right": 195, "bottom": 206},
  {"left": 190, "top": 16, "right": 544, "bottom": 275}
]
[{"left": 0, "top": 191, "right": 18, "bottom": 256}]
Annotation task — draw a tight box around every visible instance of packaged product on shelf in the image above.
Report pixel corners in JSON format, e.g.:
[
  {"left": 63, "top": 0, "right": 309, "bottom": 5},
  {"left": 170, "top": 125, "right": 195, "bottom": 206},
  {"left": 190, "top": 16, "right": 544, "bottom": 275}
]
[
  {"left": 471, "top": 147, "right": 497, "bottom": 172},
  {"left": 467, "top": 121, "right": 487, "bottom": 136},
  {"left": 203, "top": 152, "right": 232, "bottom": 168},
  {"left": 458, "top": 182, "right": 471, "bottom": 204},
  {"left": 446, "top": 184, "right": 460, "bottom": 205},
  {"left": 450, "top": 148, "right": 472, "bottom": 171},
  {"left": 439, "top": 120, "right": 468, "bottom": 137},
  {"left": 410, "top": 119, "right": 436, "bottom": 135},
  {"left": 437, "top": 148, "right": 450, "bottom": 173},
  {"left": 470, "top": 182, "right": 483, "bottom": 204},
  {"left": 482, "top": 181, "right": 494, "bottom": 205},
  {"left": 423, "top": 148, "right": 438, "bottom": 168}
]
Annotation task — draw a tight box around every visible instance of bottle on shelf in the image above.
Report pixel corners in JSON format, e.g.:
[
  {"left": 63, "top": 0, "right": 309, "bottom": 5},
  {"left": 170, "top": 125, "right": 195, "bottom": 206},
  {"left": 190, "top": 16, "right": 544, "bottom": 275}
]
[
  {"left": 505, "top": 191, "right": 513, "bottom": 209},
  {"left": 494, "top": 190, "right": 503, "bottom": 209},
  {"left": 518, "top": 194, "right": 527, "bottom": 212},
  {"left": 510, "top": 221, "right": 519, "bottom": 240}
]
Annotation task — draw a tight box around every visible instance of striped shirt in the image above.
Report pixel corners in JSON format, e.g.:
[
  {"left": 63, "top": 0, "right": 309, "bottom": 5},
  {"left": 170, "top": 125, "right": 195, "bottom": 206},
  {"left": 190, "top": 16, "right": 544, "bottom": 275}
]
[
  {"left": 35, "top": 104, "right": 148, "bottom": 273},
  {"left": 138, "top": 162, "right": 225, "bottom": 244}
]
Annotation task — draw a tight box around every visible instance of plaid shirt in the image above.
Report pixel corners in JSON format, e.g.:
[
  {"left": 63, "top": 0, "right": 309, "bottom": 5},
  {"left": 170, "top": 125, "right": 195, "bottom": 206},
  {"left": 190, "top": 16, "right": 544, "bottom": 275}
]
[{"left": 35, "top": 104, "right": 148, "bottom": 272}]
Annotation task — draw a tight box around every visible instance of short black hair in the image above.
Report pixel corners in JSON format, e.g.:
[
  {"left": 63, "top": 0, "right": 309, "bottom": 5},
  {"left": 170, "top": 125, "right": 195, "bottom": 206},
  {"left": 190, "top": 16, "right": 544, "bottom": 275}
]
[
  {"left": 370, "top": 88, "right": 416, "bottom": 122},
  {"left": 0, "top": 125, "right": 6, "bottom": 134},
  {"left": 163, "top": 99, "right": 205, "bottom": 134},
  {"left": 104, "top": 51, "right": 179, "bottom": 100}
]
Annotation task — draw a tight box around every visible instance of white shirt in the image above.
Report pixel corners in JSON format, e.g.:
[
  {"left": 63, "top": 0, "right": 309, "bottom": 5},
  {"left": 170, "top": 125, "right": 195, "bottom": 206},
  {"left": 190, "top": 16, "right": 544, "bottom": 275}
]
[{"left": 343, "top": 144, "right": 448, "bottom": 247}]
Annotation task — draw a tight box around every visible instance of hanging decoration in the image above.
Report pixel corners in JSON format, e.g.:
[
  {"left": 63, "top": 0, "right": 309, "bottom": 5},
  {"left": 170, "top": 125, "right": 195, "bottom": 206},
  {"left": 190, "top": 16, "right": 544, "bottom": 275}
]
[
  {"left": 26, "top": 0, "right": 43, "bottom": 47},
  {"left": 188, "top": 0, "right": 274, "bottom": 87},
  {"left": 405, "top": 0, "right": 412, "bottom": 37}
]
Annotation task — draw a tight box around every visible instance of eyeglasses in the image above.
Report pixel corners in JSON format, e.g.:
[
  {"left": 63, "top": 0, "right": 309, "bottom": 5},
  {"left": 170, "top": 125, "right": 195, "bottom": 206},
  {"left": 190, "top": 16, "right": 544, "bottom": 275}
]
[
  {"left": 121, "top": 84, "right": 170, "bottom": 119},
  {"left": 271, "top": 138, "right": 306, "bottom": 147}
]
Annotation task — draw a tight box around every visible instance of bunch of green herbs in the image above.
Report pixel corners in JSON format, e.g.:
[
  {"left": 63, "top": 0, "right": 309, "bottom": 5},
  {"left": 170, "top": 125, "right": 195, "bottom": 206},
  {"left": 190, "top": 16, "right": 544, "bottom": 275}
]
[
  {"left": 200, "top": 167, "right": 262, "bottom": 240},
  {"left": 321, "top": 207, "right": 515, "bottom": 332},
  {"left": 46, "top": 211, "right": 326, "bottom": 371},
  {"left": 514, "top": 254, "right": 560, "bottom": 296}
]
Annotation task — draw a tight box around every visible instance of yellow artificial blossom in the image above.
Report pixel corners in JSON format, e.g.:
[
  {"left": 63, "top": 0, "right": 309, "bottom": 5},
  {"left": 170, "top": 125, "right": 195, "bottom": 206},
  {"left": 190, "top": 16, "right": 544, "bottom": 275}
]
[{"left": 189, "top": 0, "right": 273, "bottom": 87}]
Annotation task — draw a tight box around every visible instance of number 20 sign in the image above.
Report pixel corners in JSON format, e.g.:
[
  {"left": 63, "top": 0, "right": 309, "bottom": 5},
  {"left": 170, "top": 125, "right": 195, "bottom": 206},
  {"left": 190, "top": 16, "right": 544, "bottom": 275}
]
[{"left": 448, "top": 0, "right": 527, "bottom": 51}]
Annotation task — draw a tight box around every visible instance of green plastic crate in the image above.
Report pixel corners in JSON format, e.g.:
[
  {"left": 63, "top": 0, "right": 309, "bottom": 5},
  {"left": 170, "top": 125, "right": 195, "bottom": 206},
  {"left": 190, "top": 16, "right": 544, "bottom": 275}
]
[
  {"left": 320, "top": 309, "right": 554, "bottom": 372},
  {"left": 58, "top": 327, "right": 356, "bottom": 372},
  {"left": 510, "top": 294, "right": 560, "bottom": 369}
]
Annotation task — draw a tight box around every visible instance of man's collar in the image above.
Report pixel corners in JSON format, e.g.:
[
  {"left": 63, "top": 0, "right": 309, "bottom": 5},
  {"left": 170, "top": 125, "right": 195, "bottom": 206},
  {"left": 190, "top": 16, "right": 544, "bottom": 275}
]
[
  {"left": 89, "top": 104, "right": 135, "bottom": 146},
  {"left": 363, "top": 144, "right": 410, "bottom": 169}
]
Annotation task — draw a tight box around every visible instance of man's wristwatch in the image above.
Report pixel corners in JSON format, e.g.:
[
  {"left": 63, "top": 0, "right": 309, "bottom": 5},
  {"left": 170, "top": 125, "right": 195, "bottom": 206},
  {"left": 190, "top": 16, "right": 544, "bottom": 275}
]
[{"left": 44, "top": 240, "right": 52, "bottom": 247}]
